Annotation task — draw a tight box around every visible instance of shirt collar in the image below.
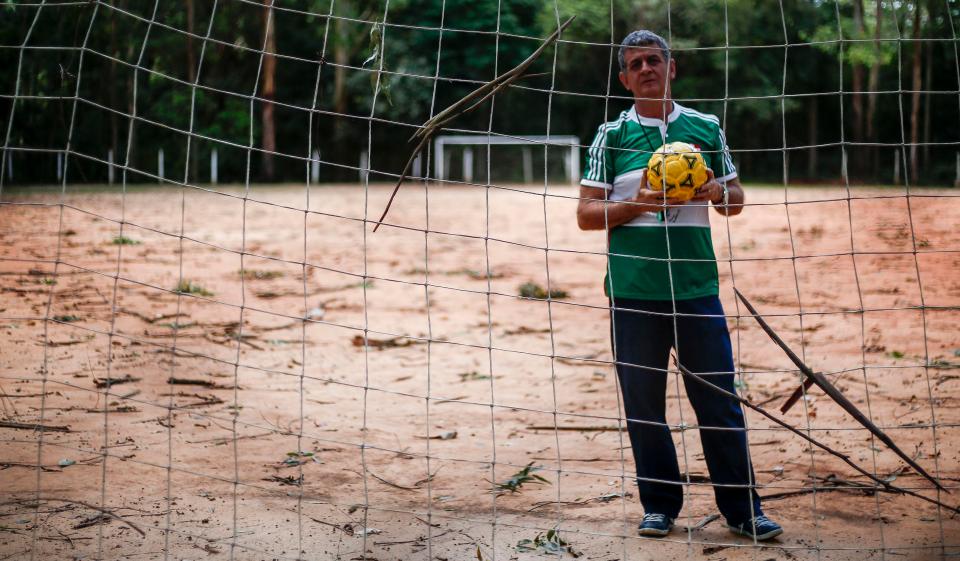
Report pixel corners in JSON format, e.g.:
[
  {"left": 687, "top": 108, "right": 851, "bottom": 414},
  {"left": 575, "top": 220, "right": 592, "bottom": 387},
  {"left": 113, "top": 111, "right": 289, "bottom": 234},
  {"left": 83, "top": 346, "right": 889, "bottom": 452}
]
[{"left": 629, "top": 102, "right": 683, "bottom": 127}]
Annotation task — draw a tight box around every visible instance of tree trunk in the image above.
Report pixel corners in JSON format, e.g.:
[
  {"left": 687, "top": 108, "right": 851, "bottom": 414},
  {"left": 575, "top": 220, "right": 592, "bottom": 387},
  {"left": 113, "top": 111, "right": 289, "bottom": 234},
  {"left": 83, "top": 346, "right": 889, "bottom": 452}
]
[
  {"left": 260, "top": 0, "right": 277, "bottom": 181},
  {"left": 866, "top": 0, "right": 882, "bottom": 173},
  {"left": 126, "top": 39, "right": 136, "bottom": 171},
  {"left": 909, "top": 1, "right": 922, "bottom": 184},
  {"left": 922, "top": 38, "right": 932, "bottom": 166},
  {"left": 851, "top": 0, "right": 866, "bottom": 145},
  {"left": 109, "top": 6, "right": 119, "bottom": 165},
  {"left": 332, "top": 18, "right": 350, "bottom": 166},
  {"left": 185, "top": 0, "right": 197, "bottom": 183},
  {"left": 185, "top": 0, "right": 196, "bottom": 84},
  {"left": 807, "top": 96, "right": 818, "bottom": 179},
  {"left": 333, "top": 19, "right": 349, "bottom": 116}
]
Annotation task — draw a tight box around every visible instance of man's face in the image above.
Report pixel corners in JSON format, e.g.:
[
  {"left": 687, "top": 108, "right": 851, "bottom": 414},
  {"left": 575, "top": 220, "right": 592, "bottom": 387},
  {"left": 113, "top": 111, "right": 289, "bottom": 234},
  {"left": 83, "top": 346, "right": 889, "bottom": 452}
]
[{"left": 618, "top": 46, "right": 675, "bottom": 101}]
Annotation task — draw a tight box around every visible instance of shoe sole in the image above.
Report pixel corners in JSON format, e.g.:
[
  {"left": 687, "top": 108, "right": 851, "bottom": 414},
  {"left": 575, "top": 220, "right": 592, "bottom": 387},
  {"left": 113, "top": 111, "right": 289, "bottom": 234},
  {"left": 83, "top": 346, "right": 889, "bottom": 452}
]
[
  {"left": 638, "top": 527, "right": 672, "bottom": 537},
  {"left": 726, "top": 524, "right": 783, "bottom": 541}
]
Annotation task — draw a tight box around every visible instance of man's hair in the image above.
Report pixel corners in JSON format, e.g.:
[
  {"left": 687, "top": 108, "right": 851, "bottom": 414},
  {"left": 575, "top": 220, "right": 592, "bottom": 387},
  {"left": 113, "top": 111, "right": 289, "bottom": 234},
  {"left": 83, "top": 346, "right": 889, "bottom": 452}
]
[{"left": 618, "top": 30, "right": 670, "bottom": 71}]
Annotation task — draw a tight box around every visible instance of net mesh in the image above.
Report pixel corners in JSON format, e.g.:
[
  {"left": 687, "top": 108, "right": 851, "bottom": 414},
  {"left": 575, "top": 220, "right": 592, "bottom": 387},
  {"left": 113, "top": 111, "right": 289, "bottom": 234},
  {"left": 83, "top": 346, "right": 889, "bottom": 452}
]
[{"left": 1, "top": 1, "right": 959, "bottom": 559}]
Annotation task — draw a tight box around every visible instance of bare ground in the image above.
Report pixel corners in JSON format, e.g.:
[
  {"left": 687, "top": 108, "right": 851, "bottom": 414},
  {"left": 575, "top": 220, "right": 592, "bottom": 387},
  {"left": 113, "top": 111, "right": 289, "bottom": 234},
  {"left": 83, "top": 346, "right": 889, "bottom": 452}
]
[{"left": 0, "top": 183, "right": 958, "bottom": 560}]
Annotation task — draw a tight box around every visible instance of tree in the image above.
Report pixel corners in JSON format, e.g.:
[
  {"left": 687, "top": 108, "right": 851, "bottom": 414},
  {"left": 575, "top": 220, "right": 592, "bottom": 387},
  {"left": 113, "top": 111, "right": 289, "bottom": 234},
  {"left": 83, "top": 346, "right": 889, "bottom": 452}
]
[
  {"left": 908, "top": 0, "right": 922, "bottom": 183},
  {"left": 261, "top": 0, "right": 277, "bottom": 181}
]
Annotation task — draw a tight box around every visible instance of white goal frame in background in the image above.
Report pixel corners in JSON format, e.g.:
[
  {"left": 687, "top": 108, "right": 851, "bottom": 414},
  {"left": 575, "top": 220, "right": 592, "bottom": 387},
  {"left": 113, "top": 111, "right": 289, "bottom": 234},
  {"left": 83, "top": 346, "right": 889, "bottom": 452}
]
[{"left": 432, "top": 134, "right": 580, "bottom": 184}]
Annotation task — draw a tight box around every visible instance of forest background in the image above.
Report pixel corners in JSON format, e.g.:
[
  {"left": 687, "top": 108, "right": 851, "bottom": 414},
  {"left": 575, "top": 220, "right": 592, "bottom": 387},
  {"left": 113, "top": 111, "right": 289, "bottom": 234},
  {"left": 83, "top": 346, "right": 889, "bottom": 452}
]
[{"left": 1, "top": 0, "right": 958, "bottom": 186}]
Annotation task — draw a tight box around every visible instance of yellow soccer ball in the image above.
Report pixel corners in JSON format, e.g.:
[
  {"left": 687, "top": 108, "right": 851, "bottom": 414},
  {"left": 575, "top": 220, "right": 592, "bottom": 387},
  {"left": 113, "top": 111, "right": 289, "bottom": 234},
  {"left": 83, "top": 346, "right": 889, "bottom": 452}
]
[{"left": 646, "top": 141, "right": 709, "bottom": 201}]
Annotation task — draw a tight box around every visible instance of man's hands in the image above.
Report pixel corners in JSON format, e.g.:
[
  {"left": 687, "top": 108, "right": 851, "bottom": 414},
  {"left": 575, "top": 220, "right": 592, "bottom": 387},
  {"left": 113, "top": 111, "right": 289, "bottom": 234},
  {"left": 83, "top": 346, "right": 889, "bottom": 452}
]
[
  {"left": 577, "top": 168, "right": 743, "bottom": 230},
  {"left": 634, "top": 169, "right": 687, "bottom": 207}
]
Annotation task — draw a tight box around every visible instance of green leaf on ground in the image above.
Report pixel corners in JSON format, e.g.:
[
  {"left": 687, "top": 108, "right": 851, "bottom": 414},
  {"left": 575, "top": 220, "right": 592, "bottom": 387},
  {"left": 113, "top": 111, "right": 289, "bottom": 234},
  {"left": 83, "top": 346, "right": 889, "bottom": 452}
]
[
  {"left": 494, "top": 462, "right": 550, "bottom": 495},
  {"left": 516, "top": 528, "right": 580, "bottom": 557}
]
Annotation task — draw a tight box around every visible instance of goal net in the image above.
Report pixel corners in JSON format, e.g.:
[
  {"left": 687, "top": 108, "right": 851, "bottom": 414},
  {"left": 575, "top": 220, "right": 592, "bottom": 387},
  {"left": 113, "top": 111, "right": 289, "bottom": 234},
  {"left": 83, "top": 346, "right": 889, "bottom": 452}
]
[{"left": 0, "top": 1, "right": 958, "bottom": 560}]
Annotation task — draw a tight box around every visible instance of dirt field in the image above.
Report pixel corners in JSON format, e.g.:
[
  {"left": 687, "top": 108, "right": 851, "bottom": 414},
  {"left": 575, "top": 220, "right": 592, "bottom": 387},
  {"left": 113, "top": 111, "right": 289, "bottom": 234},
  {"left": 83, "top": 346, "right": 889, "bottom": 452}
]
[{"left": 1, "top": 183, "right": 958, "bottom": 561}]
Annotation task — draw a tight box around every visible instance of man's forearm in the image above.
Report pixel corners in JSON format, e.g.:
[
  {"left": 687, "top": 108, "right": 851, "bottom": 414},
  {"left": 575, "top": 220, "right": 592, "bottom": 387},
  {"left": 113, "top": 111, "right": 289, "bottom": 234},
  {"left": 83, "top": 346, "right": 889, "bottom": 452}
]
[{"left": 577, "top": 199, "right": 658, "bottom": 230}]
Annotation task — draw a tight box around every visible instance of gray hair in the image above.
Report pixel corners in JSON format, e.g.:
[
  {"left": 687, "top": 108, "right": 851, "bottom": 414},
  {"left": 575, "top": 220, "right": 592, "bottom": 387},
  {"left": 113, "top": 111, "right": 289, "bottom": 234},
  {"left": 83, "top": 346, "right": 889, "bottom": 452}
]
[{"left": 618, "top": 30, "right": 670, "bottom": 71}]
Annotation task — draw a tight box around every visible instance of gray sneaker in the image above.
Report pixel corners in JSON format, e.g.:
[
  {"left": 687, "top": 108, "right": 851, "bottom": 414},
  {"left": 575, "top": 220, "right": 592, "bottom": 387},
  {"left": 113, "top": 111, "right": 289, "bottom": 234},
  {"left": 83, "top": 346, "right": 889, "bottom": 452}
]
[
  {"left": 727, "top": 515, "right": 783, "bottom": 541},
  {"left": 638, "top": 513, "right": 674, "bottom": 537}
]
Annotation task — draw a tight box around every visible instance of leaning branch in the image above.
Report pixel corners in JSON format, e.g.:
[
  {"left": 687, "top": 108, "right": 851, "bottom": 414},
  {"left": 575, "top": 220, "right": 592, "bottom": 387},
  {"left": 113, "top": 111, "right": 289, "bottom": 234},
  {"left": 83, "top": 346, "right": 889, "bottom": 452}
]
[
  {"left": 673, "top": 360, "right": 958, "bottom": 515},
  {"left": 733, "top": 288, "right": 947, "bottom": 493},
  {"left": 371, "top": 16, "right": 575, "bottom": 232}
]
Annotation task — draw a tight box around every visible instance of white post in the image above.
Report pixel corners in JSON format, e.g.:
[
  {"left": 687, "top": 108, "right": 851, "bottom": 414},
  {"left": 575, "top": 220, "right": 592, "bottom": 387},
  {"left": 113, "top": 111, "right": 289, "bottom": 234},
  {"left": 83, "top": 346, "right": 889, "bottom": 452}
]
[
  {"left": 463, "top": 147, "right": 474, "bottom": 183},
  {"left": 6, "top": 151, "right": 12, "bottom": 181},
  {"left": 434, "top": 138, "right": 444, "bottom": 181},
  {"left": 522, "top": 147, "right": 533, "bottom": 184},
  {"left": 442, "top": 147, "right": 451, "bottom": 182},
  {"left": 158, "top": 149, "right": 165, "bottom": 183},
  {"left": 569, "top": 143, "right": 580, "bottom": 185},
  {"left": 211, "top": 148, "right": 218, "bottom": 184},
  {"left": 56, "top": 152, "right": 63, "bottom": 182},
  {"left": 310, "top": 149, "right": 320, "bottom": 183},
  {"left": 359, "top": 150, "right": 368, "bottom": 183},
  {"left": 412, "top": 152, "right": 422, "bottom": 180},
  {"left": 893, "top": 149, "right": 901, "bottom": 185},
  {"left": 840, "top": 148, "right": 848, "bottom": 184},
  {"left": 107, "top": 149, "right": 114, "bottom": 185}
]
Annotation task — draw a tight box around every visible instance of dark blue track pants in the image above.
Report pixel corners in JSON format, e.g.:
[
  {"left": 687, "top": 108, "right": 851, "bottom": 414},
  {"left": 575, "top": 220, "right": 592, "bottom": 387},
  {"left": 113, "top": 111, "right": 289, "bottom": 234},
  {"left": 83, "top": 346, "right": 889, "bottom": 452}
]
[{"left": 610, "top": 295, "right": 762, "bottom": 523}]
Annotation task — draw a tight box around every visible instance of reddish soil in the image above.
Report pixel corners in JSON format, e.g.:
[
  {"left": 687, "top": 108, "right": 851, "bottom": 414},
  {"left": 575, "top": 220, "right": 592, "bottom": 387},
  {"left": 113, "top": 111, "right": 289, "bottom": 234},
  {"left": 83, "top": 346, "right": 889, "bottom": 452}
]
[{"left": 0, "top": 183, "right": 958, "bottom": 560}]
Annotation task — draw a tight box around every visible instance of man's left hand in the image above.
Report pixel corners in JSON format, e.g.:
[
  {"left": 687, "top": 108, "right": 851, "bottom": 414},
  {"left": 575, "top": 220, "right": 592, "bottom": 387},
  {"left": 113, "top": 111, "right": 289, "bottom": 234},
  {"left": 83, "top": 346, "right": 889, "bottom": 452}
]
[{"left": 691, "top": 168, "right": 723, "bottom": 205}]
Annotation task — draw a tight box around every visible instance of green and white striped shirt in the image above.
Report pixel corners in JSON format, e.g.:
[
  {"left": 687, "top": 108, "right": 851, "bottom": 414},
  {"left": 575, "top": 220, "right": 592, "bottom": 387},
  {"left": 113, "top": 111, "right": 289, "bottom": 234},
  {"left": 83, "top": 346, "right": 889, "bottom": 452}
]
[{"left": 582, "top": 103, "right": 737, "bottom": 300}]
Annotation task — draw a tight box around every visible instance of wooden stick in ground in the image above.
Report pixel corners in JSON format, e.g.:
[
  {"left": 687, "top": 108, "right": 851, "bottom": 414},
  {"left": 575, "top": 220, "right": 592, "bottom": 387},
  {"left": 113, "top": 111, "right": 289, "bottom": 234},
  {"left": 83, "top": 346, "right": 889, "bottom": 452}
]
[
  {"left": 780, "top": 378, "right": 814, "bottom": 414},
  {"left": 673, "top": 360, "right": 959, "bottom": 514},
  {"left": 733, "top": 288, "right": 947, "bottom": 493},
  {"left": 371, "top": 16, "right": 575, "bottom": 232},
  {"left": 0, "top": 498, "right": 146, "bottom": 537},
  {"left": 0, "top": 420, "right": 71, "bottom": 432}
]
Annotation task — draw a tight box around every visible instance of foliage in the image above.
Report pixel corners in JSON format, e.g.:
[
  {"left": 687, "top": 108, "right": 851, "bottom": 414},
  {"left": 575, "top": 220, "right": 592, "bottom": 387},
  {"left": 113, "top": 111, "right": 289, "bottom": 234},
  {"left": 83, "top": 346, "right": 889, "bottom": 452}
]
[
  {"left": 53, "top": 315, "right": 80, "bottom": 322},
  {"left": 493, "top": 462, "right": 550, "bottom": 494},
  {"left": 1, "top": 0, "right": 957, "bottom": 186},
  {"left": 516, "top": 528, "right": 581, "bottom": 557}
]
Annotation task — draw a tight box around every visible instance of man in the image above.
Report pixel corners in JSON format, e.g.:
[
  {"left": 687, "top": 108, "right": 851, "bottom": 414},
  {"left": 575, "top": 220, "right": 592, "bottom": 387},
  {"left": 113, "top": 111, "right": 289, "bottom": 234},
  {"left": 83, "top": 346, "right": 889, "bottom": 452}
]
[{"left": 576, "top": 30, "right": 782, "bottom": 541}]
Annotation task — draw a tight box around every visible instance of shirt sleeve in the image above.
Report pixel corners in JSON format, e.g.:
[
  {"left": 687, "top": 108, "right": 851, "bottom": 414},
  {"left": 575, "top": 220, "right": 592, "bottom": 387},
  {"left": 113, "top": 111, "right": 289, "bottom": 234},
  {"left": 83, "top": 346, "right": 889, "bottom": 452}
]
[
  {"left": 713, "top": 125, "right": 737, "bottom": 182},
  {"left": 581, "top": 124, "right": 616, "bottom": 189}
]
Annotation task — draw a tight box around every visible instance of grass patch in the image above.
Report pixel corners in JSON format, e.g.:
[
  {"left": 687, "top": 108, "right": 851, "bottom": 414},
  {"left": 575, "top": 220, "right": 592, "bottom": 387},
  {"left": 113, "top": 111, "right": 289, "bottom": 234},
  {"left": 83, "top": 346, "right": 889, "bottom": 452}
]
[
  {"left": 159, "top": 321, "right": 194, "bottom": 330},
  {"left": 52, "top": 315, "right": 80, "bottom": 322},
  {"left": 174, "top": 280, "right": 213, "bottom": 297},
  {"left": 518, "top": 281, "right": 568, "bottom": 300},
  {"left": 239, "top": 269, "right": 284, "bottom": 280},
  {"left": 111, "top": 235, "right": 141, "bottom": 245}
]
